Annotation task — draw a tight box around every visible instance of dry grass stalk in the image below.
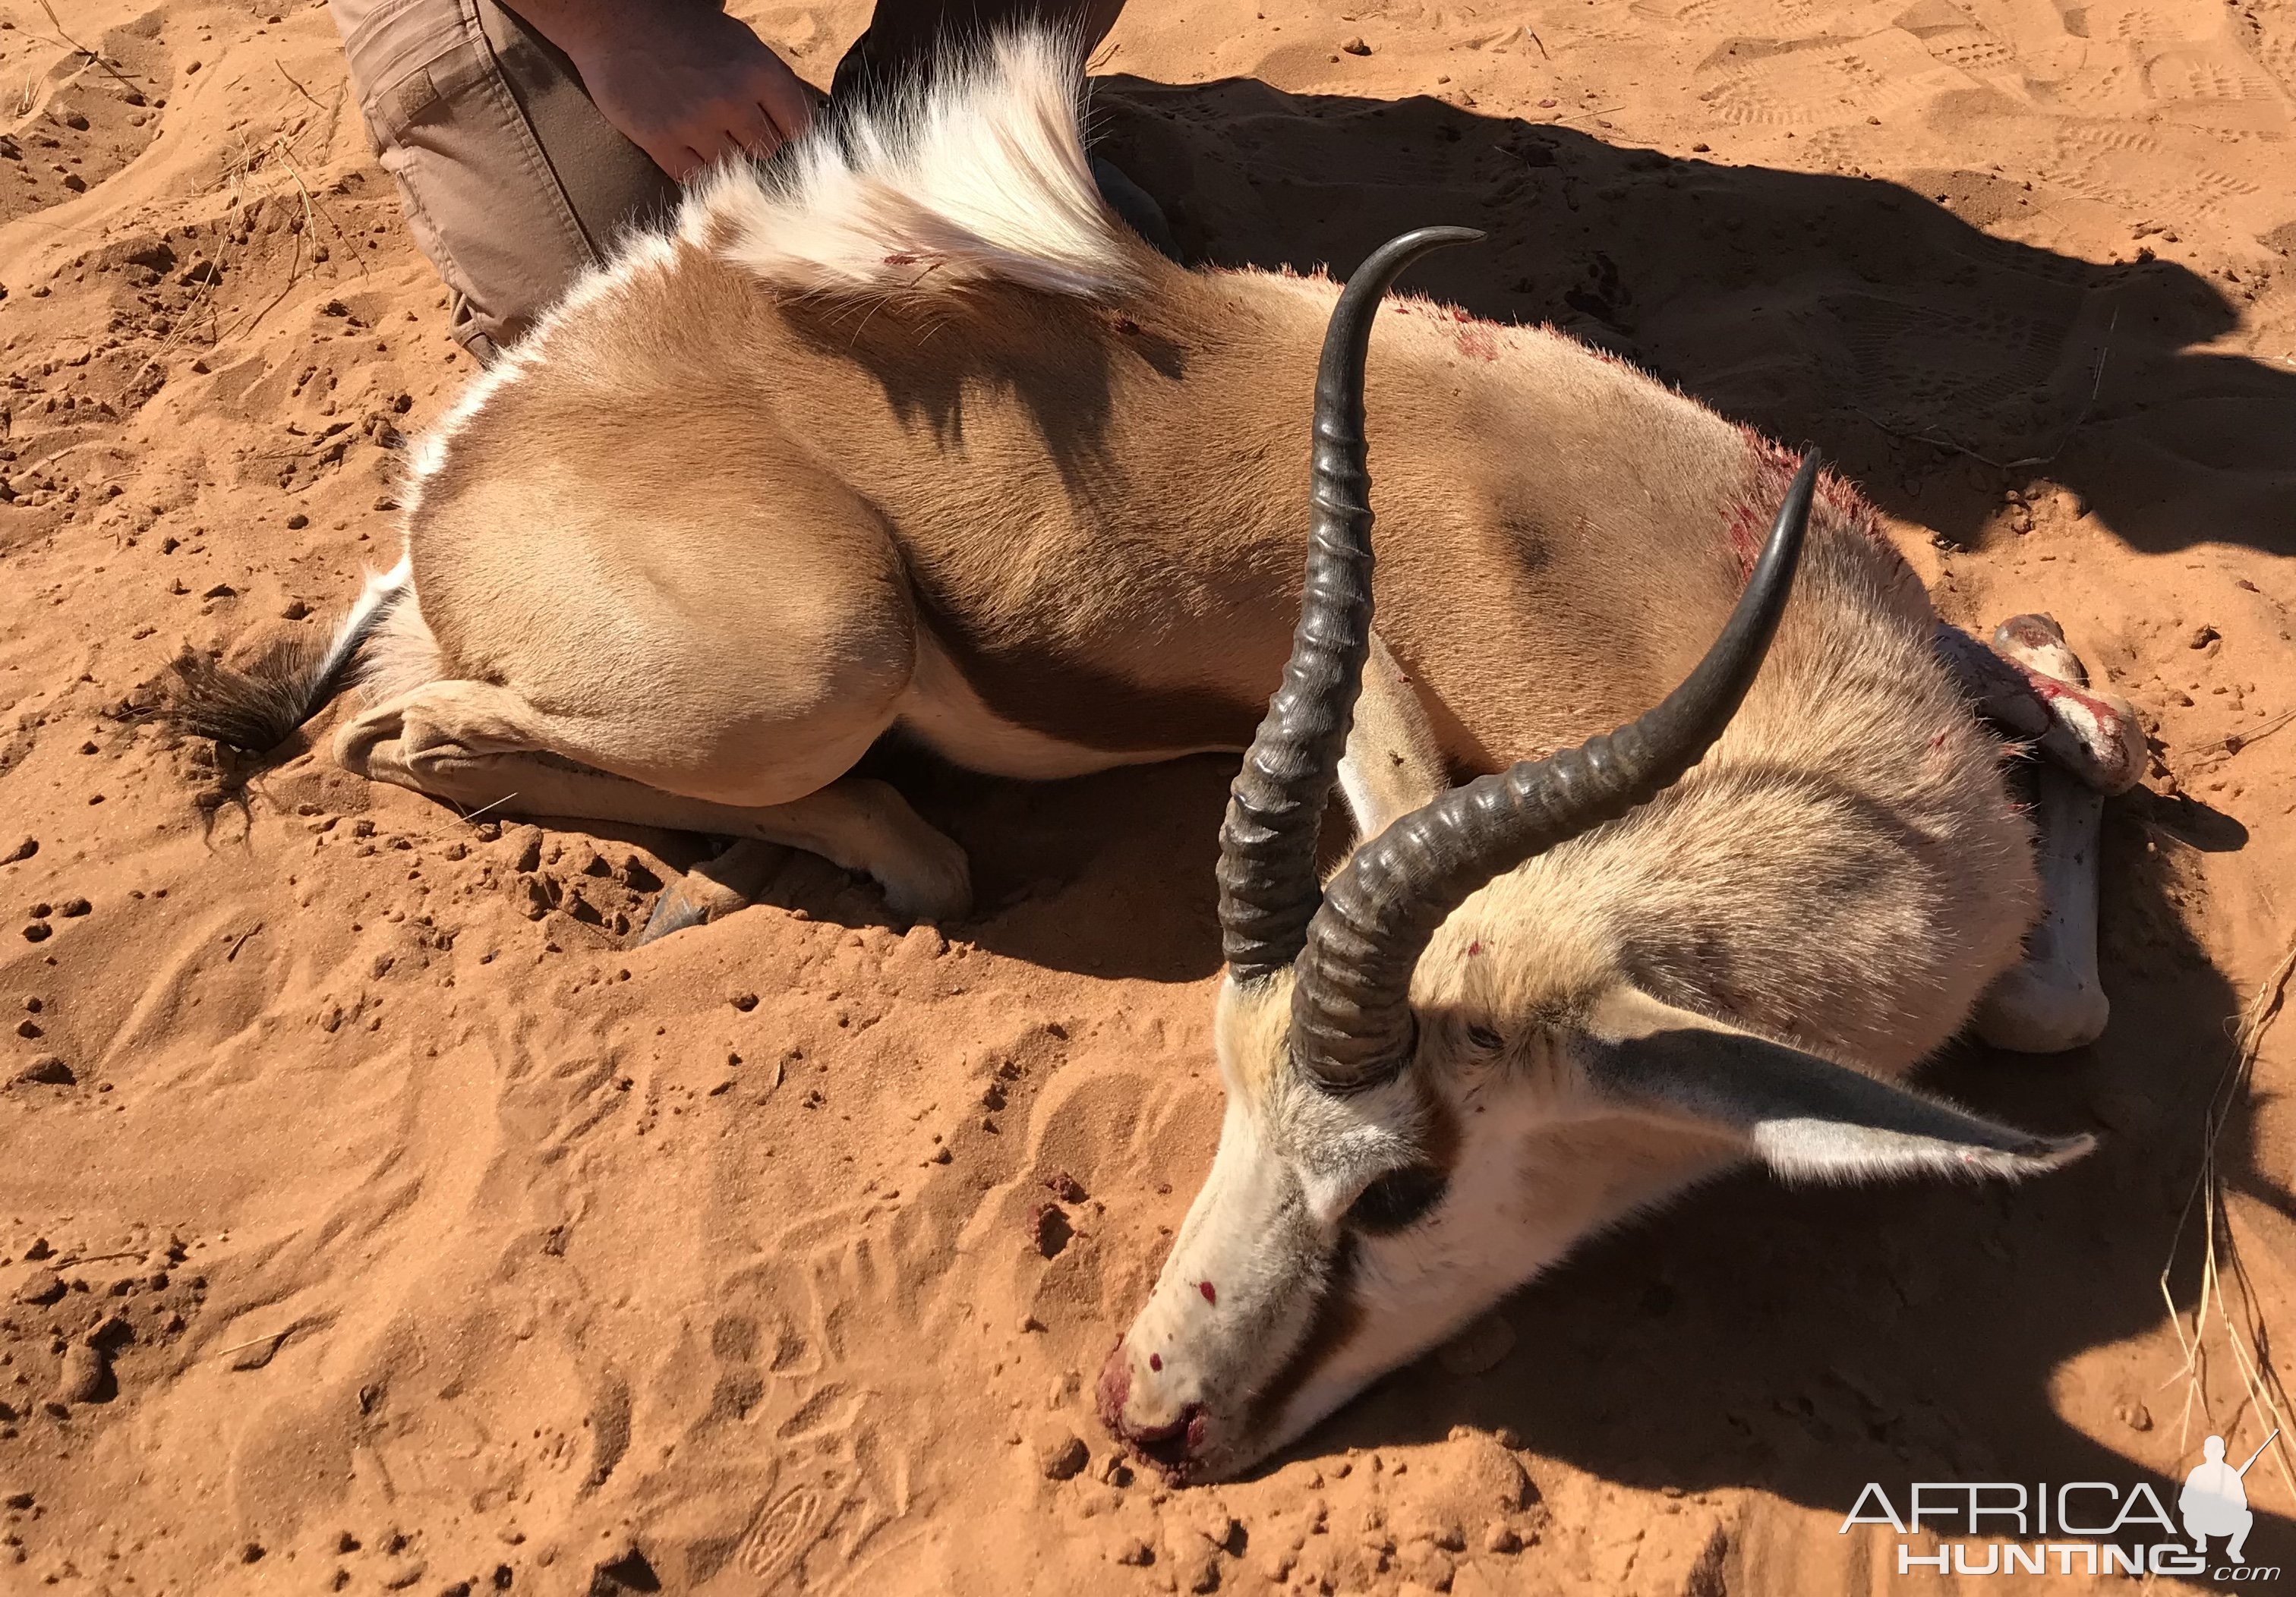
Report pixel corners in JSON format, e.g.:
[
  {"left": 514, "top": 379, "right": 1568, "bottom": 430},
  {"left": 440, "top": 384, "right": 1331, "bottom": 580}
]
[{"left": 2158, "top": 931, "right": 2296, "bottom": 1503}]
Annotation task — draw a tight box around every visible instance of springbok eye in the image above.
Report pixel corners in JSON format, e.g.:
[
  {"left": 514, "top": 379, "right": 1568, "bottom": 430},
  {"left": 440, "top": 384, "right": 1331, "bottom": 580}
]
[{"left": 1347, "top": 1165, "right": 1449, "bottom": 1235}]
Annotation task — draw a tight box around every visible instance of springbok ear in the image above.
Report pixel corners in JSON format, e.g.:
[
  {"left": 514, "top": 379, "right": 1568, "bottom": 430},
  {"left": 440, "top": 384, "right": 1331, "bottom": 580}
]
[
  {"left": 1336, "top": 632, "right": 1449, "bottom": 843},
  {"left": 1578, "top": 985, "right": 2095, "bottom": 1182}
]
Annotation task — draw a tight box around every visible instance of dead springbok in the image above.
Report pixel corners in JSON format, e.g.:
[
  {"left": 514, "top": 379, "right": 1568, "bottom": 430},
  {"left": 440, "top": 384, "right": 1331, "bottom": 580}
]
[{"left": 166, "top": 30, "right": 2143, "bottom": 1482}]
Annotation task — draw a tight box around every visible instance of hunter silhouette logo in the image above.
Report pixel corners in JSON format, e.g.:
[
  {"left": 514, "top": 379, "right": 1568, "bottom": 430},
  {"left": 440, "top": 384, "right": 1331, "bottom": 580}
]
[
  {"left": 1841, "top": 1435, "right": 2285, "bottom": 1580},
  {"left": 2183, "top": 1432, "right": 2277, "bottom": 1565}
]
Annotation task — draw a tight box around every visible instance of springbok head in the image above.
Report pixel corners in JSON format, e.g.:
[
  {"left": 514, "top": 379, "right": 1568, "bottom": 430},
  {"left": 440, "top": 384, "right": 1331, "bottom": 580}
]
[{"left": 1096, "top": 228, "right": 2093, "bottom": 1483}]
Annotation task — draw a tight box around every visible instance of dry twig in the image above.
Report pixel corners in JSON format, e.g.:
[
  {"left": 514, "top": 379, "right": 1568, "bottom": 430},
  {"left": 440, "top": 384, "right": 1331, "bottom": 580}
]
[
  {"left": 275, "top": 59, "right": 326, "bottom": 111},
  {"left": 457, "top": 791, "right": 522, "bottom": 825},
  {"left": 2201, "top": 707, "right": 2296, "bottom": 759},
  {"left": 31, "top": 0, "right": 145, "bottom": 99}
]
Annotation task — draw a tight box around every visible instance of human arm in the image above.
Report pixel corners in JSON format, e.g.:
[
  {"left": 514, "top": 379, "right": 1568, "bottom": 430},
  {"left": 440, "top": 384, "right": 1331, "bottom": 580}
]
[{"left": 505, "top": 0, "right": 817, "bottom": 178}]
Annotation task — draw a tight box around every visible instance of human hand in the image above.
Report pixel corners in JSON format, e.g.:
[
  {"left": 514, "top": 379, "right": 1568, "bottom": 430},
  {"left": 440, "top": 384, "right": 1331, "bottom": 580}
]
[{"left": 557, "top": 8, "right": 818, "bottom": 179}]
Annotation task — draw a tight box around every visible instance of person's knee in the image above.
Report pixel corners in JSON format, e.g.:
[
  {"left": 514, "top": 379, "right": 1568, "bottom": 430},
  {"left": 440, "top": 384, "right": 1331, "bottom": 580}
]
[{"left": 330, "top": 0, "right": 670, "bottom": 357}]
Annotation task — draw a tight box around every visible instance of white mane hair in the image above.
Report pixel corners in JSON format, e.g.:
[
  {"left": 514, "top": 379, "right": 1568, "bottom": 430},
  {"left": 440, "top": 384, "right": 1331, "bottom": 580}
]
[{"left": 682, "top": 27, "right": 1143, "bottom": 302}]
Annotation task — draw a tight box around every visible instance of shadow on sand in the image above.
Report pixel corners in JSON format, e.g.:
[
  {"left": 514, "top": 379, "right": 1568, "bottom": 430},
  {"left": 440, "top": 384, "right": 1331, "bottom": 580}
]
[
  {"left": 1093, "top": 73, "right": 2295, "bottom": 565},
  {"left": 1055, "top": 72, "right": 2288, "bottom": 1583}
]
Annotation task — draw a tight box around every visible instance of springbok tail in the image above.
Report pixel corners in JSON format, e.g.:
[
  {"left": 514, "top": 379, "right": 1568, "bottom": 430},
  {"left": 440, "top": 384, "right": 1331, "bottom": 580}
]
[
  {"left": 693, "top": 26, "right": 1144, "bottom": 303},
  {"left": 160, "top": 557, "right": 412, "bottom": 755}
]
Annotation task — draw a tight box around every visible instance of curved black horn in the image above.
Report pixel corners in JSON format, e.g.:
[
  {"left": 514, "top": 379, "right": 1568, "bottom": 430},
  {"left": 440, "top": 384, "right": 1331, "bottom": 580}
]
[
  {"left": 1292, "top": 452, "right": 1822, "bottom": 1088},
  {"left": 1216, "top": 225, "right": 1484, "bottom": 982}
]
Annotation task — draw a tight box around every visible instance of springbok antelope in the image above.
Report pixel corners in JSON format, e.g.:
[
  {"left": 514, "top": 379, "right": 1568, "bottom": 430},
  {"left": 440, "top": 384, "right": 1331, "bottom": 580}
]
[{"left": 166, "top": 30, "right": 2143, "bottom": 1482}]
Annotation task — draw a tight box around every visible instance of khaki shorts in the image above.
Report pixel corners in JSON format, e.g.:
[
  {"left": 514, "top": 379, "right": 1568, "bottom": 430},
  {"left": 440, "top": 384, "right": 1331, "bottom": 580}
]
[{"left": 329, "top": 0, "right": 1126, "bottom": 361}]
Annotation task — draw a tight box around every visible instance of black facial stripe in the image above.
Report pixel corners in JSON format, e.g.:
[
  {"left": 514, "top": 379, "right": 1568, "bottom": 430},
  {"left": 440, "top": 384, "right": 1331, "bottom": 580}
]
[
  {"left": 1245, "top": 1231, "right": 1364, "bottom": 1438},
  {"left": 1346, "top": 1164, "right": 1450, "bottom": 1235}
]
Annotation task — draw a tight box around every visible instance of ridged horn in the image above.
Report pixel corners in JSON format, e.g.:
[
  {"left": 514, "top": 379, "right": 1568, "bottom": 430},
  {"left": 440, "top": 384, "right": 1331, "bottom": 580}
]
[
  {"left": 1216, "top": 225, "right": 1484, "bottom": 982},
  {"left": 1292, "top": 452, "right": 1822, "bottom": 1088}
]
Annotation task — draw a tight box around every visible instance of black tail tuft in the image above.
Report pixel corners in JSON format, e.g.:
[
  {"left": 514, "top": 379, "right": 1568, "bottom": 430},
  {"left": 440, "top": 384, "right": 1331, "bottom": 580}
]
[
  {"left": 158, "top": 630, "right": 341, "bottom": 759},
  {"left": 156, "top": 562, "right": 409, "bottom": 765}
]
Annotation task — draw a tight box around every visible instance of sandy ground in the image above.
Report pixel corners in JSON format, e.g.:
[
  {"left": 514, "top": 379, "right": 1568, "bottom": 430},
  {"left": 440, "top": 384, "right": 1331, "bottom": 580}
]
[{"left": 3, "top": 0, "right": 2294, "bottom": 1592}]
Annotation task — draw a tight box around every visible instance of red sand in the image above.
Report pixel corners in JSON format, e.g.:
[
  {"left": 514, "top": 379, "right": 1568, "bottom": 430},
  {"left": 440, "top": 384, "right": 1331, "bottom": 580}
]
[{"left": 2, "top": 2, "right": 2292, "bottom": 1592}]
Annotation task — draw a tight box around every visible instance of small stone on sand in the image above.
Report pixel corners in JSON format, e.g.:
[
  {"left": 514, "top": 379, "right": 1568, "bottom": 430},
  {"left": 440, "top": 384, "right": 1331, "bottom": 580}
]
[
  {"left": 55, "top": 1342, "right": 107, "bottom": 1404},
  {"left": 1040, "top": 1432, "right": 1090, "bottom": 1480}
]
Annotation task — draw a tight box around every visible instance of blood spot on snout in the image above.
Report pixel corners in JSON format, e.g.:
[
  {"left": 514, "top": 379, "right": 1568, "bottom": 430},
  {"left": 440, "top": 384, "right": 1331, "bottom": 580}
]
[
  {"left": 1096, "top": 1342, "right": 1133, "bottom": 1429},
  {"left": 1150, "top": 1353, "right": 1163, "bottom": 1372},
  {"left": 1468, "top": 940, "right": 1481, "bottom": 956},
  {"left": 1200, "top": 1280, "right": 1218, "bottom": 1306}
]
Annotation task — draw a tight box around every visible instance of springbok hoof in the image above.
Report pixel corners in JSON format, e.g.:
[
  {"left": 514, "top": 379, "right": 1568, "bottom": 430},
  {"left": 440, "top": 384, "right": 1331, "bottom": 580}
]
[
  {"left": 628, "top": 839, "right": 790, "bottom": 947},
  {"left": 879, "top": 859, "right": 973, "bottom": 927},
  {"left": 875, "top": 828, "right": 974, "bottom": 926},
  {"left": 631, "top": 879, "right": 729, "bottom": 946}
]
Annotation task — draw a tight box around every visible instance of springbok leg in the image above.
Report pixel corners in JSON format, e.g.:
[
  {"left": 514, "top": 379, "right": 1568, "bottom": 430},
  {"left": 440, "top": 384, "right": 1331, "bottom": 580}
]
[
  {"left": 338, "top": 679, "right": 972, "bottom": 940},
  {"left": 1975, "top": 765, "right": 2109, "bottom": 1051},
  {"left": 1973, "top": 616, "right": 2119, "bottom": 1053}
]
